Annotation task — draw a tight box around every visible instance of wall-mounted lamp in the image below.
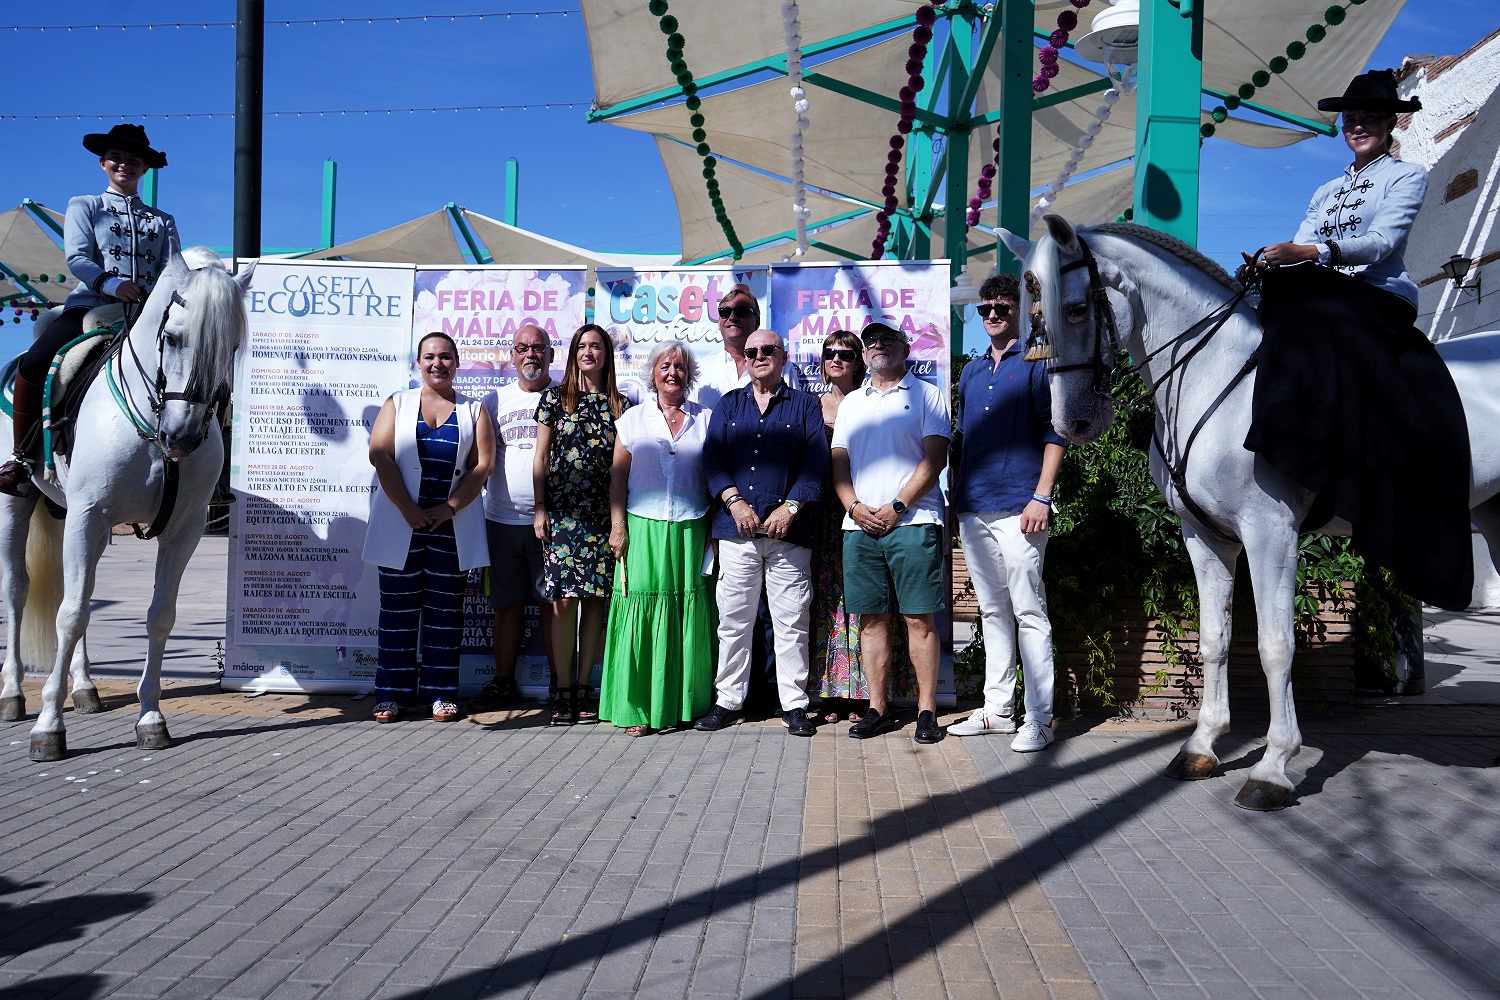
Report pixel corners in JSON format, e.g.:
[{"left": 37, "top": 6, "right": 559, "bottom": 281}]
[
  {"left": 1440, "top": 254, "right": 1482, "bottom": 303},
  {"left": 1074, "top": 0, "right": 1140, "bottom": 66}
]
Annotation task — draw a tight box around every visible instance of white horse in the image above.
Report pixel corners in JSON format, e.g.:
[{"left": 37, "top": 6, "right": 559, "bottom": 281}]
[
  {"left": 0, "top": 248, "right": 252, "bottom": 761},
  {"left": 999, "top": 216, "right": 1500, "bottom": 810}
]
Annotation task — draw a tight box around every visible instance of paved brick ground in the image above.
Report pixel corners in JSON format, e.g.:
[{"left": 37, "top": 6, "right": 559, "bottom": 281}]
[{"left": 962, "top": 718, "right": 1500, "bottom": 1000}]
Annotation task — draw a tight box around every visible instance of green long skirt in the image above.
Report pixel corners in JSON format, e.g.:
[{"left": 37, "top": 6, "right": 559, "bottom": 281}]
[{"left": 598, "top": 513, "right": 715, "bottom": 730}]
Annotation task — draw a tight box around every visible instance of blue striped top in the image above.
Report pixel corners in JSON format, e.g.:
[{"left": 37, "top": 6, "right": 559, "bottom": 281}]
[{"left": 416, "top": 408, "right": 459, "bottom": 509}]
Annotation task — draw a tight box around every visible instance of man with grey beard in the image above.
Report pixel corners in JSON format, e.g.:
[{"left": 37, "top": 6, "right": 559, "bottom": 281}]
[{"left": 471, "top": 324, "right": 558, "bottom": 711}]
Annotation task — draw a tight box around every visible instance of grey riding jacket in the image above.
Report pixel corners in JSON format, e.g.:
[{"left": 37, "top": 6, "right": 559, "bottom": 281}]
[
  {"left": 1292, "top": 153, "right": 1428, "bottom": 308},
  {"left": 62, "top": 190, "right": 182, "bottom": 313}
]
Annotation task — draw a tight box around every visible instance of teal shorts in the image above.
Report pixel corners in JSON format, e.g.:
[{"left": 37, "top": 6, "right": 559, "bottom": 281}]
[{"left": 842, "top": 524, "right": 946, "bottom": 615}]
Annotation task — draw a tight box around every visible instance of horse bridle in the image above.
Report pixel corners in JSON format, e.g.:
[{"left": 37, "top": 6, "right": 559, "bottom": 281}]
[
  {"left": 110, "top": 288, "right": 225, "bottom": 451},
  {"left": 1028, "top": 236, "right": 1262, "bottom": 544}
]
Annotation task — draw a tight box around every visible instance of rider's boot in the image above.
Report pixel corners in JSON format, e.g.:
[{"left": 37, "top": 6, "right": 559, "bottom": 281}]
[{"left": 0, "top": 373, "right": 43, "bottom": 497}]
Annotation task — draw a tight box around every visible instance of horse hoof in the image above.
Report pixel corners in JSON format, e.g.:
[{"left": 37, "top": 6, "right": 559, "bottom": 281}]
[
  {"left": 0, "top": 696, "right": 25, "bottom": 722},
  {"left": 1166, "top": 751, "right": 1218, "bottom": 780},
  {"left": 136, "top": 724, "right": 171, "bottom": 750},
  {"left": 29, "top": 733, "right": 66, "bottom": 761},
  {"left": 72, "top": 689, "right": 104, "bottom": 714},
  {"left": 1234, "top": 779, "right": 1290, "bottom": 811}
]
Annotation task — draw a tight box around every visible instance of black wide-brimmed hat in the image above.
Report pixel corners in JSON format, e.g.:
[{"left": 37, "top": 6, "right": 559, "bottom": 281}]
[
  {"left": 82, "top": 123, "right": 168, "bottom": 169},
  {"left": 1317, "top": 69, "right": 1421, "bottom": 114}
]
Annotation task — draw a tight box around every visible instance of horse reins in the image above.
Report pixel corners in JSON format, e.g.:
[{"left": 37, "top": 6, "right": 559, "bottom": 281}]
[
  {"left": 1040, "top": 237, "right": 1264, "bottom": 544},
  {"left": 105, "top": 287, "right": 224, "bottom": 539}
]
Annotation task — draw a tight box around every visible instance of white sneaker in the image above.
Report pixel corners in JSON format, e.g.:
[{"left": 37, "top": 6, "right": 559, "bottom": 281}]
[
  {"left": 947, "top": 710, "right": 1017, "bottom": 737},
  {"left": 1010, "top": 720, "right": 1054, "bottom": 752}
]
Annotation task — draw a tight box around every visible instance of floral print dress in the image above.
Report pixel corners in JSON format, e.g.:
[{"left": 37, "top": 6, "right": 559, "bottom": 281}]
[{"left": 536, "top": 387, "right": 629, "bottom": 599}]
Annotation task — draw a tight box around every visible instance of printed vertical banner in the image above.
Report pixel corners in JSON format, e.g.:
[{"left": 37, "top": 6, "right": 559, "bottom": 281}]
[
  {"left": 770, "top": 259, "right": 957, "bottom": 704},
  {"left": 769, "top": 259, "right": 952, "bottom": 394},
  {"left": 593, "top": 266, "right": 766, "bottom": 403},
  {"left": 411, "top": 265, "right": 587, "bottom": 694},
  {"left": 411, "top": 266, "right": 587, "bottom": 395},
  {"left": 224, "top": 260, "right": 414, "bottom": 693}
]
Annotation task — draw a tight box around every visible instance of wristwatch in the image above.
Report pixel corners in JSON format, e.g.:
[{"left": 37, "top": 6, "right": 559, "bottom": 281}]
[{"left": 891, "top": 499, "right": 908, "bottom": 515}]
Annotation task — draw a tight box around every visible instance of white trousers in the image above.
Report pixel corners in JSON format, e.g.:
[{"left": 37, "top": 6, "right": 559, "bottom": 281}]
[
  {"left": 714, "top": 537, "right": 813, "bottom": 712},
  {"left": 958, "top": 511, "right": 1054, "bottom": 726}
]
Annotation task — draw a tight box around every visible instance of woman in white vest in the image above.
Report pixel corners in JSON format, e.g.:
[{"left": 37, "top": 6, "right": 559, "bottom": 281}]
[{"left": 363, "top": 332, "right": 494, "bottom": 723}]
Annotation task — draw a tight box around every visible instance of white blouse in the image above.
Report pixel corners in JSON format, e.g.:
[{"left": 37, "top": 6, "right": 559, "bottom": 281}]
[{"left": 616, "top": 398, "right": 712, "bottom": 522}]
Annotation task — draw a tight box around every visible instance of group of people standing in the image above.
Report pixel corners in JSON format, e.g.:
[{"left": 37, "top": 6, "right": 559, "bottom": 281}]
[{"left": 362, "top": 278, "right": 1065, "bottom": 753}]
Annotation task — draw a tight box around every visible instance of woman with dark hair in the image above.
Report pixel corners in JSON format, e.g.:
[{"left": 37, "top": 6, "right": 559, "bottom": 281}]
[
  {"left": 364, "top": 332, "right": 494, "bottom": 723},
  {"left": 533, "top": 324, "right": 632, "bottom": 725},
  {"left": 1, "top": 124, "right": 182, "bottom": 495}
]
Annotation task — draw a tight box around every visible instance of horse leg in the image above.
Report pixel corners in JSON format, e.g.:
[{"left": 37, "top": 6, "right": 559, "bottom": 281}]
[
  {"left": 1234, "top": 523, "right": 1303, "bottom": 811},
  {"left": 1167, "top": 526, "right": 1241, "bottom": 780},
  {"left": 0, "top": 496, "right": 38, "bottom": 721},
  {"left": 29, "top": 514, "right": 110, "bottom": 761},
  {"left": 69, "top": 637, "right": 103, "bottom": 714},
  {"left": 136, "top": 527, "right": 205, "bottom": 749}
]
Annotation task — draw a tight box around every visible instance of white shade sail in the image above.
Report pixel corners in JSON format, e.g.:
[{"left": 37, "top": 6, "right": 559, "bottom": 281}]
[{"left": 0, "top": 204, "right": 68, "bottom": 303}]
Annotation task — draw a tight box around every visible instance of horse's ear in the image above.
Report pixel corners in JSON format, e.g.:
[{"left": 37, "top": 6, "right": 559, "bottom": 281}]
[
  {"left": 997, "top": 228, "right": 1035, "bottom": 262},
  {"left": 234, "top": 261, "right": 258, "bottom": 294},
  {"left": 1043, "top": 214, "right": 1081, "bottom": 257}
]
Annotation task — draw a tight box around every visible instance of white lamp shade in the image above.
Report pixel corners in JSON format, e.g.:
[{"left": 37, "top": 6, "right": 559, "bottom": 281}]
[{"left": 1073, "top": 0, "right": 1140, "bottom": 66}]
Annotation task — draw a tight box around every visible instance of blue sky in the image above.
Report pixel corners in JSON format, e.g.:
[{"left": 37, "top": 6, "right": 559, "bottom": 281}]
[{"left": 1, "top": 1, "right": 1494, "bottom": 358}]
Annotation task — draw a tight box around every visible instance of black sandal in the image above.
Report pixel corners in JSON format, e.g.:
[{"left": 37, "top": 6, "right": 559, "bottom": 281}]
[
  {"left": 573, "top": 684, "right": 598, "bottom": 724},
  {"left": 550, "top": 686, "right": 577, "bottom": 727}
]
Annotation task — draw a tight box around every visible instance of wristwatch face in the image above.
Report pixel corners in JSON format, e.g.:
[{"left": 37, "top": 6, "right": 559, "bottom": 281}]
[{"left": 891, "top": 500, "right": 907, "bottom": 515}]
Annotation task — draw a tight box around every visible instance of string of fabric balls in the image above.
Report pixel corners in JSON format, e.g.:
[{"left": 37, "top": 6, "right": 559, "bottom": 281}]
[
  {"left": 783, "top": 0, "right": 812, "bottom": 258},
  {"left": 1200, "top": 1, "right": 1368, "bottom": 139},
  {"left": 2, "top": 11, "right": 572, "bottom": 31},
  {"left": 648, "top": 0, "right": 742, "bottom": 260},
  {"left": 870, "top": 2, "right": 942, "bottom": 259},
  {"left": 968, "top": 0, "right": 1094, "bottom": 231}
]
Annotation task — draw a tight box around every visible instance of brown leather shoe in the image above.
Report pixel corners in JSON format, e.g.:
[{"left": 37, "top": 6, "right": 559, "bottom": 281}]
[{"left": 0, "top": 457, "right": 32, "bottom": 497}]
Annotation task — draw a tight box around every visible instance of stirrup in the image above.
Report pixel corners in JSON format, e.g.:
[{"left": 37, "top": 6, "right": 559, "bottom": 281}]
[{"left": 0, "top": 457, "right": 34, "bottom": 498}]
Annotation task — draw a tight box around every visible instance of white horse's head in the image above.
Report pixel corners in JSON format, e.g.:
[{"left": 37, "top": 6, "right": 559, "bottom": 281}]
[
  {"left": 142, "top": 249, "right": 255, "bottom": 458},
  {"left": 999, "top": 215, "right": 1132, "bottom": 444}
]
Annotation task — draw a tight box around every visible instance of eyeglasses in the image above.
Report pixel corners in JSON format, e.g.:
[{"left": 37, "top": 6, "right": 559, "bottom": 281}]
[
  {"left": 513, "top": 343, "right": 548, "bottom": 354},
  {"left": 717, "top": 304, "right": 758, "bottom": 319},
  {"left": 742, "top": 346, "right": 780, "bottom": 360},
  {"left": 822, "top": 348, "right": 858, "bottom": 363},
  {"left": 976, "top": 302, "right": 1014, "bottom": 320},
  {"left": 861, "top": 332, "right": 902, "bottom": 348}
]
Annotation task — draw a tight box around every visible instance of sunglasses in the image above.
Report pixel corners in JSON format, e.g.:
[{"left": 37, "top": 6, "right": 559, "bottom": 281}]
[
  {"left": 861, "top": 332, "right": 902, "bottom": 348},
  {"left": 976, "top": 303, "right": 1014, "bottom": 320},
  {"left": 742, "top": 346, "right": 780, "bottom": 360},
  {"left": 718, "top": 304, "right": 758, "bottom": 319},
  {"left": 822, "top": 348, "right": 858, "bottom": 363}
]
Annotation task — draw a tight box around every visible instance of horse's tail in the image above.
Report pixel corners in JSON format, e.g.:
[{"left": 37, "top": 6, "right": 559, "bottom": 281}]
[{"left": 20, "top": 506, "right": 62, "bottom": 673}]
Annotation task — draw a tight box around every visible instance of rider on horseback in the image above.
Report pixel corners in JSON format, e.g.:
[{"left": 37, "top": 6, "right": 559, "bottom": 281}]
[{"left": 0, "top": 124, "right": 181, "bottom": 497}]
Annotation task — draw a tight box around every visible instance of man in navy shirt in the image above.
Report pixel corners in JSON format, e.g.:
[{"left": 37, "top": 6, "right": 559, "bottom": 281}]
[
  {"left": 695, "top": 330, "right": 828, "bottom": 737},
  {"left": 950, "top": 273, "right": 1066, "bottom": 752}
]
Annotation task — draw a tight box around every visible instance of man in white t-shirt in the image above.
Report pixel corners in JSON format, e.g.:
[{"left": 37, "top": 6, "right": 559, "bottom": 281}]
[
  {"left": 830, "top": 322, "right": 951, "bottom": 746},
  {"left": 693, "top": 283, "right": 802, "bottom": 410},
  {"left": 470, "top": 324, "right": 557, "bottom": 712}
]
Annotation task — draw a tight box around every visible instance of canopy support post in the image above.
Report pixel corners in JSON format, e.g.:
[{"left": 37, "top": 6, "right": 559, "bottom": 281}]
[{"left": 1134, "top": 0, "right": 1203, "bottom": 244}]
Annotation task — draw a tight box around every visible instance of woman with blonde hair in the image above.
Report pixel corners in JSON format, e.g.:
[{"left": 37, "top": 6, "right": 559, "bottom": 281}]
[{"left": 534, "top": 324, "right": 632, "bottom": 725}]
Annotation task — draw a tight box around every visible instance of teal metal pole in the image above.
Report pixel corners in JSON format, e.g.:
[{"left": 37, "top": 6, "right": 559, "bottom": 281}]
[
  {"left": 320, "top": 159, "right": 337, "bottom": 249},
  {"left": 505, "top": 158, "right": 519, "bottom": 226},
  {"left": 995, "top": 0, "right": 1033, "bottom": 272},
  {"left": 942, "top": 9, "right": 976, "bottom": 284},
  {"left": 1134, "top": 0, "right": 1203, "bottom": 243},
  {"left": 141, "top": 169, "right": 158, "bottom": 208}
]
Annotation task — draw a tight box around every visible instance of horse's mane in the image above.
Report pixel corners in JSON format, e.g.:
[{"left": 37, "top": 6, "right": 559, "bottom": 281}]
[
  {"left": 171, "top": 248, "right": 246, "bottom": 401},
  {"left": 1088, "top": 222, "right": 1240, "bottom": 291}
]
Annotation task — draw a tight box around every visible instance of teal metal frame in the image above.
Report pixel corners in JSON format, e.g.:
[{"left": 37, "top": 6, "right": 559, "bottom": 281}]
[{"left": 321, "top": 160, "right": 338, "bottom": 249}]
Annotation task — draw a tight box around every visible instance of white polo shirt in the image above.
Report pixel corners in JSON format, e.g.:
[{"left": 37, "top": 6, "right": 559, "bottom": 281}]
[{"left": 830, "top": 370, "right": 950, "bottom": 530}]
